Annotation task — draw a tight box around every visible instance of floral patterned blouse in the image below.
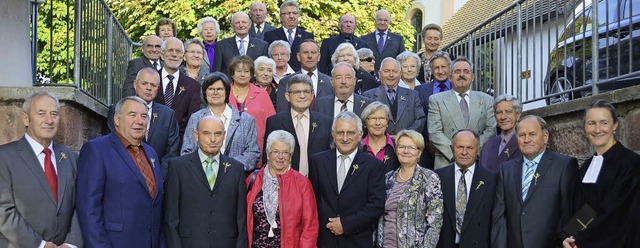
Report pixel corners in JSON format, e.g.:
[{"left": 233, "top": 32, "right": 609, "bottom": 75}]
[{"left": 376, "top": 166, "right": 444, "bottom": 247}]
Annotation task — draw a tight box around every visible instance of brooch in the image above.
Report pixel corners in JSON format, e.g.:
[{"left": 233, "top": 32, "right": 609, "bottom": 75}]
[
  {"left": 224, "top": 162, "right": 232, "bottom": 172},
  {"left": 152, "top": 113, "right": 158, "bottom": 123},
  {"left": 360, "top": 100, "right": 366, "bottom": 108},
  {"left": 534, "top": 173, "right": 541, "bottom": 186},
  {"left": 178, "top": 86, "right": 186, "bottom": 95},
  {"left": 351, "top": 164, "right": 359, "bottom": 175},
  {"left": 476, "top": 181, "right": 485, "bottom": 190},
  {"left": 58, "top": 152, "right": 67, "bottom": 163}
]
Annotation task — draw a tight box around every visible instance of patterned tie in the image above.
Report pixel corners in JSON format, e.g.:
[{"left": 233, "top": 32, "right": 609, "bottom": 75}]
[
  {"left": 42, "top": 148, "right": 58, "bottom": 202},
  {"left": 165, "top": 75, "right": 175, "bottom": 107},
  {"left": 287, "top": 29, "right": 294, "bottom": 46},
  {"left": 522, "top": 161, "right": 535, "bottom": 200},
  {"left": 129, "top": 146, "right": 156, "bottom": 198},
  {"left": 337, "top": 155, "right": 348, "bottom": 193},
  {"left": 339, "top": 99, "right": 348, "bottom": 112},
  {"left": 459, "top": 93, "right": 469, "bottom": 125},
  {"left": 387, "top": 88, "right": 396, "bottom": 105},
  {"left": 438, "top": 82, "right": 447, "bottom": 93},
  {"left": 456, "top": 169, "right": 468, "bottom": 234},
  {"left": 205, "top": 157, "right": 217, "bottom": 189},
  {"left": 377, "top": 32, "right": 385, "bottom": 52},
  {"left": 256, "top": 24, "right": 262, "bottom": 35},
  {"left": 152, "top": 61, "right": 159, "bottom": 71},
  {"left": 238, "top": 39, "right": 246, "bottom": 56},
  {"left": 295, "top": 114, "right": 309, "bottom": 176}
]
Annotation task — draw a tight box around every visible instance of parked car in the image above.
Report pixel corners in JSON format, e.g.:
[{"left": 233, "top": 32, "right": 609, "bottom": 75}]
[{"left": 545, "top": 0, "right": 640, "bottom": 104}]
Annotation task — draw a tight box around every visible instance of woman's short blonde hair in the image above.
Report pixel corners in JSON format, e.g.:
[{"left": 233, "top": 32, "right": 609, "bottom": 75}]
[{"left": 395, "top": 130, "right": 425, "bottom": 153}]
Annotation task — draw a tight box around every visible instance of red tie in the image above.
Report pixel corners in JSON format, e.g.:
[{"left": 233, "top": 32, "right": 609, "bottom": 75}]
[
  {"left": 42, "top": 148, "right": 58, "bottom": 202},
  {"left": 307, "top": 71, "right": 316, "bottom": 108}
]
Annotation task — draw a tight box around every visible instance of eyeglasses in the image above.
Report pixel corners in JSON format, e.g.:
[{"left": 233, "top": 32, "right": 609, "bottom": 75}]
[
  {"left": 397, "top": 145, "right": 418, "bottom": 152},
  {"left": 288, "top": 90, "right": 313, "bottom": 96},
  {"left": 366, "top": 117, "right": 387, "bottom": 122},
  {"left": 270, "top": 150, "right": 292, "bottom": 157},
  {"left": 144, "top": 44, "right": 162, "bottom": 49},
  {"left": 334, "top": 131, "right": 358, "bottom": 138},
  {"left": 361, "top": 57, "right": 374, "bottom": 62}
]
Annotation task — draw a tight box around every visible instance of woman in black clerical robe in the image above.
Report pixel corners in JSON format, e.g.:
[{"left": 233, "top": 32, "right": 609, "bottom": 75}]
[{"left": 563, "top": 100, "right": 640, "bottom": 248}]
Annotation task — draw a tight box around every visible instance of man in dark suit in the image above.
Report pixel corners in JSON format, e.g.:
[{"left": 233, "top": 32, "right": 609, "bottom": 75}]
[
  {"left": 0, "top": 92, "right": 82, "bottom": 248},
  {"left": 363, "top": 58, "right": 425, "bottom": 135},
  {"left": 263, "top": 0, "right": 314, "bottom": 70},
  {"left": 361, "top": 9, "right": 406, "bottom": 71},
  {"left": 265, "top": 74, "right": 332, "bottom": 176},
  {"left": 77, "top": 96, "right": 164, "bottom": 247},
  {"left": 123, "top": 35, "right": 163, "bottom": 97},
  {"left": 276, "top": 40, "right": 332, "bottom": 112},
  {"left": 214, "top": 12, "right": 269, "bottom": 75},
  {"left": 248, "top": 2, "right": 276, "bottom": 40},
  {"left": 436, "top": 129, "right": 496, "bottom": 248},
  {"left": 309, "top": 111, "right": 385, "bottom": 248},
  {"left": 165, "top": 116, "right": 247, "bottom": 247},
  {"left": 153, "top": 37, "right": 202, "bottom": 145},
  {"left": 492, "top": 115, "right": 578, "bottom": 248},
  {"left": 318, "top": 14, "right": 369, "bottom": 74},
  {"left": 314, "top": 62, "right": 375, "bottom": 117},
  {"left": 479, "top": 94, "right": 522, "bottom": 173},
  {"left": 108, "top": 67, "right": 179, "bottom": 176}
]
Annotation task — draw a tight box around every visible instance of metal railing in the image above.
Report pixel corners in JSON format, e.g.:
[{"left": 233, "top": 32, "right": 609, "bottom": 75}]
[
  {"left": 442, "top": 0, "right": 640, "bottom": 109},
  {"left": 33, "top": 0, "right": 133, "bottom": 106}
]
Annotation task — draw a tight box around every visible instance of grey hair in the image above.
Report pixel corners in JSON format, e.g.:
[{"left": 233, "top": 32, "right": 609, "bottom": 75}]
[
  {"left": 428, "top": 50, "right": 452, "bottom": 69},
  {"left": 279, "top": 0, "right": 300, "bottom": 14},
  {"left": 516, "top": 115, "right": 549, "bottom": 134},
  {"left": 331, "top": 62, "right": 356, "bottom": 78},
  {"left": 331, "top": 43, "right": 360, "bottom": 70},
  {"left": 332, "top": 111, "right": 363, "bottom": 133},
  {"left": 451, "top": 129, "right": 481, "bottom": 145},
  {"left": 135, "top": 67, "right": 161, "bottom": 82},
  {"left": 250, "top": 2, "right": 266, "bottom": 10},
  {"left": 254, "top": 56, "right": 277, "bottom": 74},
  {"left": 494, "top": 94, "right": 523, "bottom": 113},
  {"left": 356, "top": 48, "right": 374, "bottom": 60},
  {"left": 197, "top": 17, "right": 220, "bottom": 36},
  {"left": 396, "top": 51, "right": 422, "bottom": 70},
  {"left": 161, "top": 37, "right": 185, "bottom": 55},
  {"left": 184, "top": 38, "right": 205, "bottom": 54},
  {"left": 286, "top": 74, "right": 313, "bottom": 92},
  {"left": 266, "top": 130, "right": 296, "bottom": 154},
  {"left": 380, "top": 57, "right": 401, "bottom": 70},
  {"left": 231, "top": 12, "right": 250, "bottom": 24},
  {"left": 360, "top": 101, "right": 391, "bottom": 124},
  {"left": 22, "top": 91, "right": 60, "bottom": 112},
  {"left": 268, "top": 40, "right": 291, "bottom": 57},
  {"left": 451, "top": 56, "right": 475, "bottom": 71},
  {"left": 114, "top": 96, "right": 148, "bottom": 116}
]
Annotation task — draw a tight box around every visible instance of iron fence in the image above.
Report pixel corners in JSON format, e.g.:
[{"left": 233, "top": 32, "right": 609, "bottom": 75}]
[{"left": 442, "top": 0, "right": 640, "bottom": 109}]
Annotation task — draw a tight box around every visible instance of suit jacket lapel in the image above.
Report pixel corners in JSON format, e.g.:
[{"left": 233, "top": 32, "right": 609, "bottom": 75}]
[
  {"left": 395, "top": 89, "right": 408, "bottom": 120},
  {"left": 317, "top": 75, "right": 328, "bottom": 96},
  {"left": 339, "top": 151, "right": 365, "bottom": 193},
  {"left": 186, "top": 152, "right": 211, "bottom": 190},
  {"left": 353, "top": 95, "right": 367, "bottom": 114},
  {"left": 525, "top": 150, "right": 553, "bottom": 202},
  {"left": 172, "top": 74, "right": 187, "bottom": 106},
  {"left": 147, "top": 103, "right": 160, "bottom": 141},
  {"left": 109, "top": 133, "right": 153, "bottom": 197},
  {"left": 307, "top": 113, "right": 321, "bottom": 147},
  {"left": 511, "top": 157, "right": 525, "bottom": 205},
  {"left": 468, "top": 93, "right": 482, "bottom": 129},
  {"left": 224, "top": 110, "right": 241, "bottom": 155},
  {"left": 442, "top": 91, "right": 465, "bottom": 130},
  {"left": 212, "top": 156, "right": 231, "bottom": 192},
  {"left": 462, "top": 168, "right": 488, "bottom": 231},
  {"left": 322, "top": 151, "right": 339, "bottom": 194},
  {"left": 442, "top": 166, "right": 457, "bottom": 230},
  {"left": 17, "top": 138, "right": 57, "bottom": 204},
  {"left": 53, "top": 144, "right": 69, "bottom": 210}
]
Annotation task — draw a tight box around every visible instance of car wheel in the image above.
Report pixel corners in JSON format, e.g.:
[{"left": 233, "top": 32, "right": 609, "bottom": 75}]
[{"left": 547, "top": 75, "right": 575, "bottom": 104}]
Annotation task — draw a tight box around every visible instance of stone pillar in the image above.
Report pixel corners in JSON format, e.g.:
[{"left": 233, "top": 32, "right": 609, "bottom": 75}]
[{"left": 0, "top": 0, "right": 33, "bottom": 87}]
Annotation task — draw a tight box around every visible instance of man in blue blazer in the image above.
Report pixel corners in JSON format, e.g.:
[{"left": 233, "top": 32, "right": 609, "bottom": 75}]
[
  {"left": 77, "top": 96, "right": 164, "bottom": 247},
  {"left": 123, "top": 35, "right": 163, "bottom": 97},
  {"left": 309, "top": 111, "right": 385, "bottom": 248},
  {"left": 479, "top": 94, "right": 522, "bottom": 173},
  {"left": 361, "top": 9, "right": 406, "bottom": 72},
  {"left": 214, "top": 12, "right": 269, "bottom": 75},
  {"left": 318, "top": 14, "right": 370, "bottom": 74},
  {"left": 263, "top": 0, "right": 314, "bottom": 70},
  {"left": 436, "top": 130, "right": 497, "bottom": 248},
  {"left": 363, "top": 58, "right": 426, "bottom": 135},
  {"left": 313, "top": 62, "right": 375, "bottom": 118},
  {"left": 265, "top": 74, "right": 333, "bottom": 176},
  {"left": 108, "top": 67, "right": 180, "bottom": 176},
  {"left": 248, "top": 2, "right": 276, "bottom": 40},
  {"left": 165, "top": 116, "right": 247, "bottom": 247}
]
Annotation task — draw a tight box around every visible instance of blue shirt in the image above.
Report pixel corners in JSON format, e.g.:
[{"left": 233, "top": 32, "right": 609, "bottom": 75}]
[
  {"left": 522, "top": 150, "right": 545, "bottom": 184},
  {"left": 432, "top": 79, "right": 451, "bottom": 94}
]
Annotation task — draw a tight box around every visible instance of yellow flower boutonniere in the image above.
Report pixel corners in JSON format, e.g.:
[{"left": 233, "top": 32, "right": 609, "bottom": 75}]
[
  {"left": 224, "top": 162, "right": 231, "bottom": 173},
  {"left": 178, "top": 86, "right": 186, "bottom": 95},
  {"left": 503, "top": 148, "right": 510, "bottom": 157},
  {"left": 312, "top": 122, "right": 318, "bottom": 132},
  {"left": 476, "top": 181, "right": 485, "bottom": 190},
  {"left": 351, "top": 164, "right": 359, "bottom": 175},
  {"left": 360, "top": 100, "right": 366, "bottom": 108},
  {"left": 152, "top": 112, "right": 158, "bottom": 123},
  {"left": 58, "top": 152, "right": 67, "bottom": 163},
  {"left": 534, "top": 173, "right": 541, "bottom": 186},
  {"left": 383, "top": 155, "right": 389, "bottom": 163},
  {"left": 150, "top": 158, "right": 156, "bottom": 165}
]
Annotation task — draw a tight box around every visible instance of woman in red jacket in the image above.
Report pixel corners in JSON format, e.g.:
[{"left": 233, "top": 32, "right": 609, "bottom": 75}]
[{"left": 246, "top": 130, "right": 318, "bottom": 248}]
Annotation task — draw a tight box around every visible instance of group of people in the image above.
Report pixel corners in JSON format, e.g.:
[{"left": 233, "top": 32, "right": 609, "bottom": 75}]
[{"left": 2, "top": 0, "right": 640, "bottom": 248}]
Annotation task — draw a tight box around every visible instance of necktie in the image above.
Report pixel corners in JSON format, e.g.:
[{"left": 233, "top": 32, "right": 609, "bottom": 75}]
[
  {"left": 307, "top": 71, "right": 317, "bottom": 107},
  {"left": 238, "top": 39, "right": 246, "bottom": 56},
  {"left": 339, "top": 99, "right": 348, "bottom": 112},
  {"left": 459, "top": 93, "right": 469, "bottom": 125},
  {"left": 165, "top": 75, "right": 175, "bottom": 107},
  {"left": 456, "top": 169, "right": 468, "bottom": 234},
  {"left": 522, "top": 161, "right": 535, "bottom": 200},
  {"left": 152, "top": 61, "right": 159, "bottom": 71},
  {"left": 498, "top": 137, "right": 507, "bottom": 155},
  {"left": 205, "top": 157, "right": 217, "bottom": 189},
  {"left": 256, "top": 24, "right": 262, "bottom": 35},
  {"left": 438, "top": 82, "right": 447, "bottom": 93},
  {"left": 295, "top": 114, "right": 309, "bottom": 176},
  {"left": 387, "top": 88, "right": 396, "bottom": 105},
  {"left": 337, "top": 155, "right": 348, "bottom": 193},
  {"left": 377, "top": 32, "right": 385, "bottom": 52},
  {"left": 287, "top": 29, "right": 294, "bottom": 46},
  {"left": 129, "top": 146, "right": 156, "bottom": 198},
  {"left": 42, "top": 148, "right": 58, "bottom": 202}
]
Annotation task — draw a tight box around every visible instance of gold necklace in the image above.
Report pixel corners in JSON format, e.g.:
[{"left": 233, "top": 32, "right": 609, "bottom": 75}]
[{"left": 397, "top": 168, "right": 411, "bottom": 182}]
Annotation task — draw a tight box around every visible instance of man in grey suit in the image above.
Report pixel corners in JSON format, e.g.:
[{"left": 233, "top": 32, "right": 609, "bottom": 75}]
[
  {"left": 248, "top": 2, "right": 276, "bottom": 40},
  {"left": 428, "top": 57, "right": 496, "bottom": 169},
  {"left": 0, "top": 92, "right": 82, "bottom": 248},
  {"left": 214, "top": 12, "right": 269, "bottom": 75},
  {"left": 361, "top": 9, "right": 406, "bottom": 71},
  {"left": 314, "top": 62, "right": 375, "bottom": 117},
  {"left": 123, "top": 35, "right": 163, "bottom": 97},
  {"left": 363, "top": 58, "right": 425, "bottom": 135},
  {"left": 165, "top": 116, "right": 248, "bottom": 247},
  {"left": 492, "top": 115, "right": 578, "bottom": 248}
]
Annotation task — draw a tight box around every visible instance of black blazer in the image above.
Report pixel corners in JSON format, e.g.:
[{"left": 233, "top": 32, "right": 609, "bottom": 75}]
[
  {"left": 123, "top": 57, "right": 163, "bottom": 97},
  {"left": 249, "top": 22, "right": 276, "bottom": 40},
  {"left": 436, "top": 165, "right": 497, "bottom": 248},
  {"left": 313, "top": 94, "right": 375, "bottom": 118},
  {"left": 213, "top": 36, "right": 269, "bottom": 75},
  {"left": 275, "top": 70, "right": 333, "bottom": 113},
  {"left": 164, "top": 152, "right": 248, "bottom": 248},
  {"left": 318, "top": 34, "right": 370, "bottom": 74},
  {"left": 355, "top": 68, "right": 379, "bottom": 94},
  {"left": 362, "top": 85, "right": 426, "bottom": 134},
  {"left": 309, "top": 149, "right": 385, "bottom": 248},
  {"left": 264, "top": 27, "right": 314, "bottom": 69},
  {"left": 153, "top": 71, "right": 202, "bottom": 145},
  {"left": 107, "top": 101, "right": 180, "bottom": 176},
  {"left": 263, "top": 110, "right": 333, "bottom": 171},
  {"left": 361, "top": 31, "right": 406, "bottom": 71}
]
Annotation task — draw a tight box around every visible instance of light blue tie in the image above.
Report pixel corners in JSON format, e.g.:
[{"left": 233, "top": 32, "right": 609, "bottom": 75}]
[
  {"left": 287, "top": 29, "right": 294, "bottom": 46},
  {"left": 522, "top": 161, "right": 535, "bottom": 200},
  {"left": 238, "top": 39, "right": 245, "bottom": 56}
]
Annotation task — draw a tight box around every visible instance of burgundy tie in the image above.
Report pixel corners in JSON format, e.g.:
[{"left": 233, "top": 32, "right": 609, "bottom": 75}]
[
  {"left": 165, "top": 75, "right": 175, "bottom": 107},
  {"left": 43, "top": 148, "right": 58, "bottom": 202},
  {"left": 307, "top": 71, "right": 316, "bottom": 108}
]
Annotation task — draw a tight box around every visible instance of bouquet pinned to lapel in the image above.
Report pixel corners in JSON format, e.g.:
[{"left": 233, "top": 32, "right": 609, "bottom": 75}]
[
  {"left": 58, "top": 152, "right": 67, "bottom": 163},
  {"left": 178, "top": 86, "right": 186, "bottom": 95},
  {"left": 475, "top": 180, "right": 485, "bottom": 190},
  {"left": 360, "top": 100, "right": 366, "bottom": 108},
  {"left": 152, "top": 113, "right": 158, "bottom": 123},
  {"left": 351, "top": 164, "right": 359, "bottom": 175},
  {"left": 312, "top": 122, "right": 318, "bottom": 132},
  {"left": 224, "top": 162, "right": 232, "bottom": 172}
]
